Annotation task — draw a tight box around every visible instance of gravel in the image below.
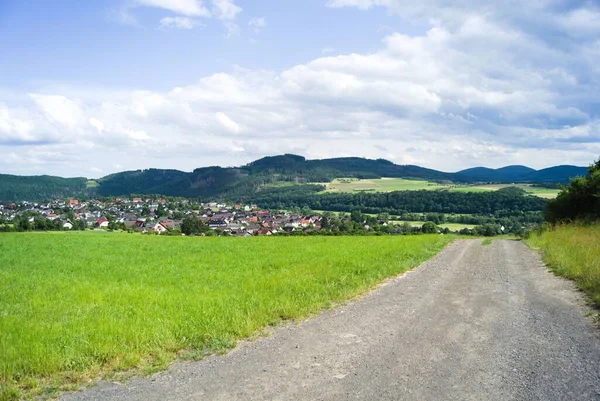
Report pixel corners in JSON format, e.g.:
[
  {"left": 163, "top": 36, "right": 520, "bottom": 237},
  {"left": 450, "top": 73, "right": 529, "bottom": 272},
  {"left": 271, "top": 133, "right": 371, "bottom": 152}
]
[{"left": 62, "top": 239, "right": 600, "bottom": 401}]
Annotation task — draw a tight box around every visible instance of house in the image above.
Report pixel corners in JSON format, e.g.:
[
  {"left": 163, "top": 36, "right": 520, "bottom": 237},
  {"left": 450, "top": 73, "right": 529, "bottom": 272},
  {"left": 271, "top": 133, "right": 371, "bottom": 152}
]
[
  {"left": 159, "top": 219, "right": 180, "bottom": 229},
  {"left": 63, "top": 221, "right": 73, "bottom": 230},
  {"left": 209, "top": 219, "right": 228, "bottom": 229},
  {"left": 144, "top": 222, "right": 167, "bottom": 234},
  {"left": 256, "top": 229, "right": 272, "bottom": 236},
  {"left": 69, "top": 199, "right": 79, "bottom": 206},
  {"left": 97, "top": 217, "right": 109, "bottom": 228}
]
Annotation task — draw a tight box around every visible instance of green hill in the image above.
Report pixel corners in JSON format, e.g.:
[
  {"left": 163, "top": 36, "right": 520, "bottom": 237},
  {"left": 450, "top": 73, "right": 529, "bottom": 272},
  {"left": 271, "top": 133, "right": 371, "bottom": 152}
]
[{"left": 0, "top": 155, "right": 589, "bottom": 201}]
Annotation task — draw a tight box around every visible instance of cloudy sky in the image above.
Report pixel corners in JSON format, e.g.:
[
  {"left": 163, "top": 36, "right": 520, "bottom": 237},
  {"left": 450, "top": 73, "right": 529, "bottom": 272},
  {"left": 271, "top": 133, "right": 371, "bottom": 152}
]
[{"left": 1, "top": 0, "right": 599, "bottom": 177}]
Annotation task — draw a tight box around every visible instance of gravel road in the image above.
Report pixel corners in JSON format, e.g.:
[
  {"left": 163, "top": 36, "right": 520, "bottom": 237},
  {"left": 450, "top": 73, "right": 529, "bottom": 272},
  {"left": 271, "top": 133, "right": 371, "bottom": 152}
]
[{"left": 62, "top": 239, "right": 600, "bottom": 401}]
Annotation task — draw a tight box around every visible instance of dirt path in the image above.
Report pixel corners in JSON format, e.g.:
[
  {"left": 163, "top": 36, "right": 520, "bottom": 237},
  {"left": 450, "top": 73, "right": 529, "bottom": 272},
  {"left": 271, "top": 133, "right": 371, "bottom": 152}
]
[{"left": 62, "top": 240, "right": 600, "bottom": 401}]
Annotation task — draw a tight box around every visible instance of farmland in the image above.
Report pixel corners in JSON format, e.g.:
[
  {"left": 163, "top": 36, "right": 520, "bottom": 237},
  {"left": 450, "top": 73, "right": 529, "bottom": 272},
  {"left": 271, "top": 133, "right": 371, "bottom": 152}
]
[
  {"left": 323, "top": 178, "right": 445, "bottom": 192},
  {"left": 0, "top": 232, "right": 452, "bottom": 400},
  {"left": 320, "top": 178, "right": 559, "bottom": 199}
]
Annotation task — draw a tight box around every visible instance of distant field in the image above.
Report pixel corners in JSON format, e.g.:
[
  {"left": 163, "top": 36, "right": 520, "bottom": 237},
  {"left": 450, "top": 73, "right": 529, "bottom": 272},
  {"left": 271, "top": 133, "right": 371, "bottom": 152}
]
[
  {"left": 320, "top": 178, "right": 559, "bottom": 198},
  {"left": 322, "top": 178, "right": 446, "bottom": 193},
  {"left": 0, "top": 233, "right": 452, "bottom": 400},
  {"left": 450, "top": 184, "right": 559, "bottom": 199}
]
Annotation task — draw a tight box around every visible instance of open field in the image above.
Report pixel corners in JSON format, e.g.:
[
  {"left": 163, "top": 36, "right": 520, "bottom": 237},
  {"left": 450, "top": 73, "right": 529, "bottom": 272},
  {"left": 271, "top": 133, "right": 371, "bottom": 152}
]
[
  {"left": 322, "top": 178, "right": 446, "bottom": 193},
  {"left": 320, "top": 178, "right": 559, "bottom": 198},
  {"left": 0, "top": 232, "right": 452, "bottom": 400},
  {"left": 450, "top": 184, "right": 559, "bottom": 198},
  {"left": 525, "top": 223, "right": 600, "bottom": 308}
]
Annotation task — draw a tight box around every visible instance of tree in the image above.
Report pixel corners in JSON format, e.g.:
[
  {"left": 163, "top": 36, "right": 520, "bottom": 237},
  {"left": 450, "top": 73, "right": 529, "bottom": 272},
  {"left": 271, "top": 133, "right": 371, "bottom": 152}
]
[
  {"left": 181, "top": 216, "right": 208, "bottom": 236},
  {"left": 545, "top": 158, "right": 600, "bottom": 223},
  {"left": 421, "top": 221, "right": 438, "bottom": 234}
]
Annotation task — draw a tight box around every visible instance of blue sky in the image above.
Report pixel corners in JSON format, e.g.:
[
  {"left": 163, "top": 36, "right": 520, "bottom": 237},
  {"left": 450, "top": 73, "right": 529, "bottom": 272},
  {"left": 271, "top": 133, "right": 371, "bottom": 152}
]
[{"left": 0, "top": 0, "right": 599, "bottom": 177}]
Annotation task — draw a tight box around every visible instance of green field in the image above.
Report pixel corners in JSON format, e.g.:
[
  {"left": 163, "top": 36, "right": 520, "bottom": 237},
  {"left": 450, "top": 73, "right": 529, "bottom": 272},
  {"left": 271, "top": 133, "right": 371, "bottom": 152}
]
[
  {"left": 525, "top": 223, "right": 600, "bottom": 308},
  {"left": 450, "top": 184, "right": 559, "bottom": 199},
  {"left": 320, "top": 178, "right": 559, "bottom": 198},
  {"left": 0, "top": 233, "right": 452, "bottom": 400},
  {"left": 323, "top": 178, "right": 446, "bottom": 193}
]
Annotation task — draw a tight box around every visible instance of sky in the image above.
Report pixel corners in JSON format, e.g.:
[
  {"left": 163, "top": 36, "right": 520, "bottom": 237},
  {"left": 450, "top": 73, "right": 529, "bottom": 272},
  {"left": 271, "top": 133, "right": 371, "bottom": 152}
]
[{"left": 0, "top": 0, "right": 599, "bottom": 177}]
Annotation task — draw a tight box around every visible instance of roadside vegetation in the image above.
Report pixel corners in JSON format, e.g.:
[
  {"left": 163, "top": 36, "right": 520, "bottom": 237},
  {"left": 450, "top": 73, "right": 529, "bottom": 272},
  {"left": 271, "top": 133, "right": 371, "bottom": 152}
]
[
  {"left": 0, "top": 233, "right": 452, "bottom": 400},
  {"left": 526, "top": 158, "right": 600, "bottom": 309},
  {"left": 525, "top": 224, "right": 600, "bottom": 308}
]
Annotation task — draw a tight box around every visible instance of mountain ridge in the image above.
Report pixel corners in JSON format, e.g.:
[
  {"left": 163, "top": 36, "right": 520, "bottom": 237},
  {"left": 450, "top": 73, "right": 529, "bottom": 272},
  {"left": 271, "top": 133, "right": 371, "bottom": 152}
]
[{"left": 0, "top": 154, "right": 589, "bottom": 201}]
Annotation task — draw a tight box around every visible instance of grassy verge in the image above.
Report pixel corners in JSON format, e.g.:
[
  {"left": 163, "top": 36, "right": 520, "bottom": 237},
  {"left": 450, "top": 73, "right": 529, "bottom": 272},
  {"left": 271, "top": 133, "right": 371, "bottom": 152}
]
[
  {"left": 525, "top": 223, "right": 600, "bottom": 308},
  {"left": 0, "top": 233, "right": 452, "bottom": 400}
]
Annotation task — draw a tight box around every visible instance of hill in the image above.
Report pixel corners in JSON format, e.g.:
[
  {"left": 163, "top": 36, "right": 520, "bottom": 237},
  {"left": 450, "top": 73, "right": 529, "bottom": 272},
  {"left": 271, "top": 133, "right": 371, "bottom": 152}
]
[
  {"left": 456, "top": 164, "right": 587, "bottom": 183},
  {"left": 0, "top": 174, "right": 91, "bottom": 201},
  {"left": 0, "top": 155, "right": 589, "bottom": 201}
]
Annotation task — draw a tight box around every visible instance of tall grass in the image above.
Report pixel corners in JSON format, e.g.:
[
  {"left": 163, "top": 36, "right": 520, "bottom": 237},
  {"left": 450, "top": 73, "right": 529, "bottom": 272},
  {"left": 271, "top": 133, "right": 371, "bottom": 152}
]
[
  {"left": 525, "top": 223, "right": 600, "bottom": 308},
  {"left": 0, "top": 233, "right": 452, "bottom": 399}
]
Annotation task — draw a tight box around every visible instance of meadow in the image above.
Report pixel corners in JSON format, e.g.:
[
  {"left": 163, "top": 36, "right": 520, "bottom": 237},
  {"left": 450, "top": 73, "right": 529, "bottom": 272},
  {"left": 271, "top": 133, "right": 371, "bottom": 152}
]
[
  {"left": 323, "top": 178, "right": 446, "bottom": 192},
  {"left": 0, "top": 232, "right": 452, "bottom": 400},
  {"left": 321, "top": 178, "right": 559, "bottom": 199},
  {"left": 526, "top": 223, "right": 600, "bottom": 308},
  {"left": 450, "top": 184, "right": 559, "bottom": 199}
]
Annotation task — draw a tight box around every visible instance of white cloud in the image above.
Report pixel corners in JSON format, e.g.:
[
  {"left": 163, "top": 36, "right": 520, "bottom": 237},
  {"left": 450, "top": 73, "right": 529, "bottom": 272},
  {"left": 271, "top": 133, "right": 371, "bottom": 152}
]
[
  {"left": 118, "top": 0, "right": 242, "bottom": 35},
  {"left": 326, "top": 0, "right": 385, "bottom": 10},
  {"left": 29, "top": 94, "right": 83, "bottom": 129},
  {"left": 159, "top": 16, "right": 200, "bottom": 29},
  {"left": 89, "top": 118, "right": 105, "bottom": 133},
  {"left": 216, "top": 112, "right": 240, "bottom": 134},
  {"left": 0, "top": 106, "right": 36, "bottom": 144},
  {"left": 136, "top": 0, "right": 211, "bottom": 17},
  {"left": 211, "top": 0, "right": 242, "bottom": 21},
  {"left": 2, "top": 1, "right": 599, "bottom": 176},
  {"left": 248, "top": 17, "right": 266, "bottom": 33},
  {"left": 224, "top": 21, "right": 240, "bottom": 38}
]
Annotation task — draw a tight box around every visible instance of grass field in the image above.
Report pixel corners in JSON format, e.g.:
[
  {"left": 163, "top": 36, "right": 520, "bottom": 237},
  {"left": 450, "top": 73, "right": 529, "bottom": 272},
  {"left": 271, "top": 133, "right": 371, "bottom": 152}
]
[
  {"left": 322, "top": 178, "right": 446, "bottom": 192},
  {"left": 450, "top": 184, "right": 559, "bottom": 198},
  {"left": 525, "top": 223, "right": 600, "bottom": 308},
  {"left": 320, "top": 178, "right": 559, "bottom": 198},
  {"left": 0, "top": 233, "right": 452, "bottom": 400}
]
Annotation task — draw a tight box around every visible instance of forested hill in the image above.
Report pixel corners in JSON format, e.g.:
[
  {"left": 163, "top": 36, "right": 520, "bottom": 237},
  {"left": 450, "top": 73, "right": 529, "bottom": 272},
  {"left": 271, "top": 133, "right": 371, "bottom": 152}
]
[
  {"left": 0, "top": 154, "right": 588, "bottom": 201},
  {"left": 0, "top": 174, "right": 90, "bottom": 201}
]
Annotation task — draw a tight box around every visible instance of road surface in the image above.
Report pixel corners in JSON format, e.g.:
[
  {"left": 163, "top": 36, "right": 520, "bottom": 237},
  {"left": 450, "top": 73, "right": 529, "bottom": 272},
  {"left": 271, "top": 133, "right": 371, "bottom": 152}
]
[{"left": 62, "top": 239, "right": 600, "bottom": 401}]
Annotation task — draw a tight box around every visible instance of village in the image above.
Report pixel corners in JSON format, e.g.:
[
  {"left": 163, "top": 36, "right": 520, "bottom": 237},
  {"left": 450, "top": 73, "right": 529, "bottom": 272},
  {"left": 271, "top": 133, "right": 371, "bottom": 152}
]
[{"left": 0, "top": 197, "right": 347, "bottom": 236}]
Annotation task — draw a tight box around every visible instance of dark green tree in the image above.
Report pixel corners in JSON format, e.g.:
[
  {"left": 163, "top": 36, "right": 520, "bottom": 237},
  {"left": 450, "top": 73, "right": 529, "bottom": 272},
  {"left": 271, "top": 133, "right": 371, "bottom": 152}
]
[
  {"left": 421, "top": 221, "right": 438, "bottom": 234},
  {"left": 545, "top": 158, "right": 600, "bottom": 223}
]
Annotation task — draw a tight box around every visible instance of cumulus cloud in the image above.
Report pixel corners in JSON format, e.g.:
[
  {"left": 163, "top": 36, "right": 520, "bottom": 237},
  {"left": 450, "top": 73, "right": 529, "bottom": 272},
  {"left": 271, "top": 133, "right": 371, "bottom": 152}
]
[
  {"left": 216, "top": 112, "right": 240, "bottom": 134},
  {"left": 2, "top": 0, "right": 599, "bottom": 176},
  {"left": 29, "top": 94, "right": 83, "bottom": 129}
]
